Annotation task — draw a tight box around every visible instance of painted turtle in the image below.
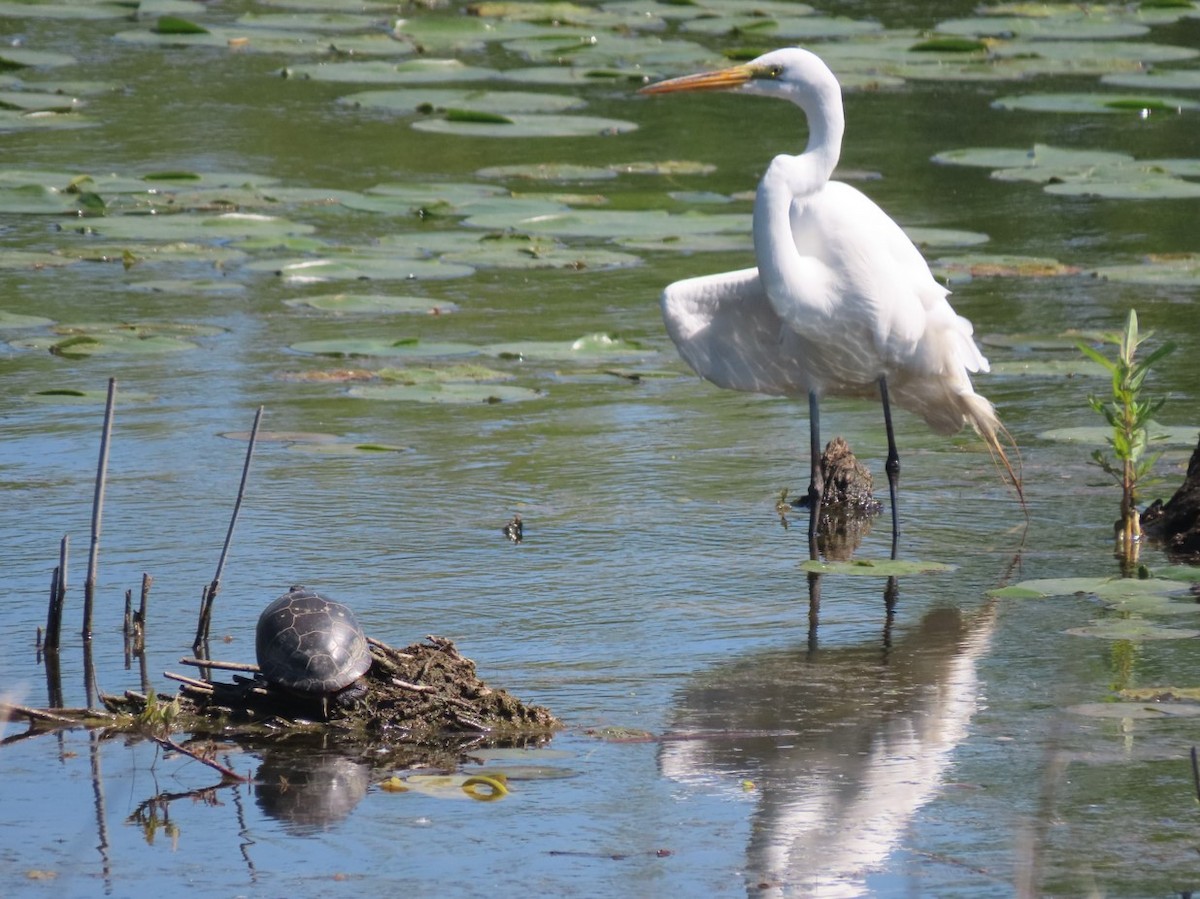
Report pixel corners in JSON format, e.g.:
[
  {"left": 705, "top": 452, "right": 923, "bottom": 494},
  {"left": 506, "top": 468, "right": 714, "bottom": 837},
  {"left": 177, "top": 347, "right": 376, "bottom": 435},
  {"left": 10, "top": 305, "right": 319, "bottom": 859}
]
[{"left": 255, "top": 586, "right": 372, "bottom": 710}]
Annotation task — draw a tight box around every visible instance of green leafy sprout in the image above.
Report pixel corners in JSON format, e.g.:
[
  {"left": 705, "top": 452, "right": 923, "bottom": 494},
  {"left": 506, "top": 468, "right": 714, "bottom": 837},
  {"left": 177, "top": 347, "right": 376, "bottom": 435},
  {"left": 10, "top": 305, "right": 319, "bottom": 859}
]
[{"left": 1077, "top": 309, "right": 1175, "bottom": 552}]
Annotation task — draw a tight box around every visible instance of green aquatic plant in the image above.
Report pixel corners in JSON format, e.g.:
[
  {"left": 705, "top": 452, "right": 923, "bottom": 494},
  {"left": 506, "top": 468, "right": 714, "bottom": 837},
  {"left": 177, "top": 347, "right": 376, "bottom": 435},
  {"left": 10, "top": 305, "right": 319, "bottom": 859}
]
[{"left": 1077, "top": 309, "right": 1175, "bottom": 556}]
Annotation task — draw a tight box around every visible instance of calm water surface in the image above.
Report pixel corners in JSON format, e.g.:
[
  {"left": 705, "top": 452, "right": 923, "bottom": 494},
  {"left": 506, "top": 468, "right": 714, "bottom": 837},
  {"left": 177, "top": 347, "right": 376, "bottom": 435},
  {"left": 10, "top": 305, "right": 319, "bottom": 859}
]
[{"left": 2, "top": 2, "right": 1199, "bottom": 897}]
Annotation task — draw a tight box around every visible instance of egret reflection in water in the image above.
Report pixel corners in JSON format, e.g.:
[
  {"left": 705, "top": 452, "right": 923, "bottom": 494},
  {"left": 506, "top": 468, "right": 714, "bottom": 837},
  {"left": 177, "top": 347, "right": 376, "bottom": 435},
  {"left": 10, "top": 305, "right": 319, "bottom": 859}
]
[{"left": 659, "top": 592, "right": 997, "bottom": 895}]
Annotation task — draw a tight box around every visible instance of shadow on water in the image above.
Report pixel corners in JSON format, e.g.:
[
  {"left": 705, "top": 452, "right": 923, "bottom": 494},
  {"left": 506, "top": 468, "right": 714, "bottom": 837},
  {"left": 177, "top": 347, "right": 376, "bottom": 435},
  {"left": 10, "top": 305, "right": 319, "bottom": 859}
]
[{"left": 659, "top": 583, "right": 998, "bottom": 896}]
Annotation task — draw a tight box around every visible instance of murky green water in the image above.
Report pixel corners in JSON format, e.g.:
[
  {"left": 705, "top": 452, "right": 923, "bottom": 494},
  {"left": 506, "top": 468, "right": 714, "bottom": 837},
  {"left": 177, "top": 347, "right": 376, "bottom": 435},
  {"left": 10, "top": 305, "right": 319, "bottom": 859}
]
[{"left": 2, "top": 2, "right": 1199, "bottom": 896}]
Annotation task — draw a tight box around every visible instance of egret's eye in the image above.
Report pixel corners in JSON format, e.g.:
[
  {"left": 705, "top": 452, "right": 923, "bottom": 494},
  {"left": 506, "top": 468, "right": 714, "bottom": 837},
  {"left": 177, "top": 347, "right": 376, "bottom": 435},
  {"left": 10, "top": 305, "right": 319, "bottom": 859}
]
[{"left": 768, "top": 65, "right": 783, "bottom": 79}]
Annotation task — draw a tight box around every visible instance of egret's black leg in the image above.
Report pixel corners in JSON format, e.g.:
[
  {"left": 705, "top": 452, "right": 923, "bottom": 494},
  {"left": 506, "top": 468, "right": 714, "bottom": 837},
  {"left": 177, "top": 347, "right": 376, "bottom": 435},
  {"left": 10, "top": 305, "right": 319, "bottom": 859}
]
[
  {"left": 879, "top": 376, "right": 900, "bottom": 560},
  {"left": 807, "top": 390, "right": 824, "bottom": 561}
]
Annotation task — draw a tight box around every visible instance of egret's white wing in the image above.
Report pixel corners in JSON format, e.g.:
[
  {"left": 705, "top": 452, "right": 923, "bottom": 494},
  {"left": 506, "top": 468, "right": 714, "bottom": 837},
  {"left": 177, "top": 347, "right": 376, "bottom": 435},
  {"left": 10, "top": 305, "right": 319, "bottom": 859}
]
[{"left": 661, "top": 267, "right": 813, "bottom": 397}]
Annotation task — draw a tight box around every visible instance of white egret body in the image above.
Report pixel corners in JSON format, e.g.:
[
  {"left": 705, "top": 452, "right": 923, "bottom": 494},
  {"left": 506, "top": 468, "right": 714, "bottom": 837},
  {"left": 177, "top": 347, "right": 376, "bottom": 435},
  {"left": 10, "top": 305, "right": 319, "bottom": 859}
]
[{"left": 640, "top": 48, "right": 1018, "bottom": 554}]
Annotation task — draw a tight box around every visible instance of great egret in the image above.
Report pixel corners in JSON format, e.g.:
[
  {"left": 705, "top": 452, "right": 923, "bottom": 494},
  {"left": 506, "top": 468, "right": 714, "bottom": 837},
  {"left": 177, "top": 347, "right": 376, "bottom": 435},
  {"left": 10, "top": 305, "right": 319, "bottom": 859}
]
[{"left": 639, "top": 47, "right": 1020, "bottom": 555}]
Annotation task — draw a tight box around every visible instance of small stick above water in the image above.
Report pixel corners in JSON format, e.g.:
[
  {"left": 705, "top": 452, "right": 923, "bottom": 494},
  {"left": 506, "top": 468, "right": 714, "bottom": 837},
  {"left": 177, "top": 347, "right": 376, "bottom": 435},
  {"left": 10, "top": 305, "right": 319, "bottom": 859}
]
[
  {"left": 83, "top": 378, "right": 117, "bottom": 640},
  {"left": 193, "top": 405, "right": 264, "bottom": 654}
]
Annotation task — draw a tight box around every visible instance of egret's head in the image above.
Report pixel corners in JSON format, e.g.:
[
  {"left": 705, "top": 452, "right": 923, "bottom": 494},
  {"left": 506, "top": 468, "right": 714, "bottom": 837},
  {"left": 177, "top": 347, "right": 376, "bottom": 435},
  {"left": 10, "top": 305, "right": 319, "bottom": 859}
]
[{"left": 638, "top": 47, "right": 840, "bottom": 105}]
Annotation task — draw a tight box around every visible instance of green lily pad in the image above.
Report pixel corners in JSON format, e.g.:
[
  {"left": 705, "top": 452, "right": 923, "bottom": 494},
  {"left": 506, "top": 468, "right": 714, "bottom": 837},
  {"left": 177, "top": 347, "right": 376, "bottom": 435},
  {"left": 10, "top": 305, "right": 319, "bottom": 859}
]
[
  {"left": 905, "top": 227, "right": 990, "bottom": 248},
  {"left": 377, "top": 363, "right": 512, "bottom": 384},
  {"left": 0, "top": 2, "right": 130, "bottom": 18},
  {"left": 992, "top": 575, "right": 1193, "bottom": 600},
  {"left": 1102, "top": 70, "right": 1200, "bottom": 91},
  {"left": 483, "top": 333, "right": 656, "bottom": 362},
  {"left": 993, "top": 92, "right": 1199, "bottom": 114},
  {"left": 234, "top": 11, "right": 377, "bottom": 31},
  {"left": 283, "top": 58, "right": 497, "bottom": 84},
  {"left": 609, "top": 160, "right": 719, "bottom": 177},
  {"left": 340, "top": 88, "right": 585, "bottom": 116},
  {"left": 980, "top": 331, "right": 1105, "bottom": 351},
  {"left": 0, "top": 249, "right": 78, "bottom": 269},
  {"left": 464, "top": 208, "right": 747, "bottom": 239},
  {"left": 1039, "top": 425, "right": 1199, "bottom": 445},
  {"left": 245, "top": 255, "right": 476, "bottom": 282},
  {"left": 411, "top": 112, "right": 638, "bottom": 138},
  {"left": 283, "top": 293, "right": 459, "bottom": 315},
  {"left": 1066, "top": 702, "right": 1200, "bottom": 719},
  {"left": 0, "top": 184, "right": 93, "bottom": 214},
  {"left": 349, "top": 382, "right": 543, "bottom": 404},
  {"left": 799, "top": 559, "right": 955, "bottom": 576},
  {"left": 218, "top": 430, "right": 341, "bottom": 444},
  {"left": 476, "top": 162, "right": 618, "bottom": 182},
  {"left": 131, "top": 278, "right": 246, "bottom": 295},
  {"left": 935, "top": 15, "right": 1149, "bottom": 40},
  {"left": 12, "top": 331, "right": 200, "bottom": 358},
  {"left": 59, "top": 212, "right": 316, "bottom": 241},
  {"left": 614, "top": 231, "right": 754, "bottom": 253},
  {"left": 988, "top": 358, "right": 1107, "bottom": 377},
  {"left": 289, "top": 337, "right": 478, "bottom": 359},
  {"left": 383, "top": 230, "right": 641, "bottom": 270},
  {"left": 1155, "top": 566, "right": 1200, "bottom": 583},
  {"left": 1090, "top": 254, "right": 1200, "bottom": 285},
  {"left": 932, "top": 143, "right": 1133, "bottom": 172},
  {"left": 0, "top": 90, "right": 82, "bottom": 112},
  {"left": 1066, "top": 620, "right": 1200, "bottom": 640},
  {"left": 0, "top": 309, "right": 53, "bottom": 328},
  {"left": 681, "top": 13, "right": 882, "bottom": 39},
  {"left": 0, "top": 48, "right": 76, "bottom": 69}
]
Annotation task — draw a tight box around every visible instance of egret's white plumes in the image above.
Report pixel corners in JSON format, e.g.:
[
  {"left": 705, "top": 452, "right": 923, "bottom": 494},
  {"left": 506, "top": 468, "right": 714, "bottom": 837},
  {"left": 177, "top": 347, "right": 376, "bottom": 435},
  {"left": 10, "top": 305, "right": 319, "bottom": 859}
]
[{"left": 641, "top": 48, "right": 1021, "bottom": 547}]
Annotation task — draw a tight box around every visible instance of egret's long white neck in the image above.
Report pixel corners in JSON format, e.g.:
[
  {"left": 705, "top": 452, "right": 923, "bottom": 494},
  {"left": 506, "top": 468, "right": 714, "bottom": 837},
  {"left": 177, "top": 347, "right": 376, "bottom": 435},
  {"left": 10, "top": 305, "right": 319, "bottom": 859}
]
[{"left": 752, "top": 72, "right": 845, "bottom": 315}]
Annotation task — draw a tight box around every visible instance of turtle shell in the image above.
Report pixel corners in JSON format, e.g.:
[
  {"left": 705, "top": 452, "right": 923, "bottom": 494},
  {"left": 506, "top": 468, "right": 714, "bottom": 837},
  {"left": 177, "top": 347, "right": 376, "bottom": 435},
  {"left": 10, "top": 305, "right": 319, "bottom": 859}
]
[{"left": 255, "top": 586, "right": 372, "bottom": 694}]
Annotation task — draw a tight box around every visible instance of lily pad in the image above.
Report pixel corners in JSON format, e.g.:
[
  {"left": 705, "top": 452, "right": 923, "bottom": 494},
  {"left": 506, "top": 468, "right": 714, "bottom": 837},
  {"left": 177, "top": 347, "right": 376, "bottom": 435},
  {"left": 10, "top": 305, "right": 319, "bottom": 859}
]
[
  {"left": 59, "top": 212, "right": 316, "bottom": 241},
  {"left": 932, "top": 143, "right": 1133, "bottom": 173},
  {"left": 11, "top": 330, "right": 200, "bottom": 358},
  {"left": 476, "top": 162, "right": 618, "bottom": 182},
  {"left": 218, "top": 430, "right": 341, "bottom": 444},
  {"left": 283, "top": 293, "right": 459, "bottom": 315},
  {"left": 905, "top": 227, "right": 990, "bottom": 248},
  {"left": 283, "top": 59, "right": 497, "bottom": 84},
  {"left": 411, "top": 112, "right": 638, "bottom": 138},
  {"left": 1066, "top": 701, "right": 1200, "bottom": 719},
  {"left": 988, "top": 358, "right": 1107, "bottom": 377},
  {"left": 1102, "top": 70, "right": 1200, "bottom": 91},
  {"left": 799, "top": 559, "right": 955, "bottom": 576},
  {"left": 992, "top": 92, "right": 1199, "bottom": 114},
  {"left": 935, "top": 15, "right": 1149, "bottom": 40},
  {"left": 349, "top": 382, "right": 543, "bottom": 404},
  {"left": 483, "top": 333, "right": 656, "bottom": 362},
  {"left": 1089, "top": 254, "right": 1200, "bottom": 286},
  {"left": 289, "top": 337, "right": 478, "bottom": 359},
  {"left": 244, "top": 255, "right": 476, "bottom": 282},
  {"left": 992, "top": 575, "right": 1193, "bottom": 600},
  {"left": 1065, "top": 620, "right": 1200, "bottom": 640},
  {"left": 340, "top": 88, "right": 585, "bottom": 116},
  {"left": 464, "top": 208, "right": 747, "bottom": 239},
  {"left": 0, "top": 309, "right": 53, "bottom": 328},
  {"left": 1038, "top": 425, "right": 1199, "bottom": 446}
]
